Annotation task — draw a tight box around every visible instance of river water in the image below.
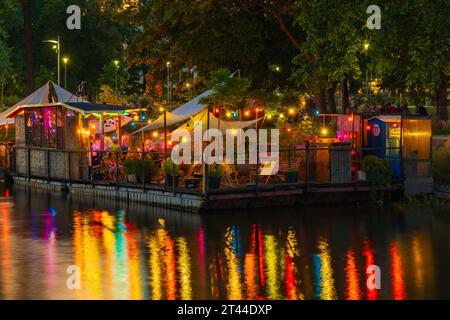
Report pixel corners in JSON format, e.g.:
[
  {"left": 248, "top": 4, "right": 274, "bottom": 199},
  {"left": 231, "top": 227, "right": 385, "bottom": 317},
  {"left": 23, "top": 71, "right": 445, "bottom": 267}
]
[{"left": 0, "top": 185, "right": 449, "bottom": 300}]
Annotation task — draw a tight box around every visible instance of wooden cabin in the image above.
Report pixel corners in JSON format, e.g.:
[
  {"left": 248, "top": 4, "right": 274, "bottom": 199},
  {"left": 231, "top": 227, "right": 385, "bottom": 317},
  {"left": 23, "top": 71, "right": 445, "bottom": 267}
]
[{"left": 5, "top": 101, "right": 136, "bottom": 182}]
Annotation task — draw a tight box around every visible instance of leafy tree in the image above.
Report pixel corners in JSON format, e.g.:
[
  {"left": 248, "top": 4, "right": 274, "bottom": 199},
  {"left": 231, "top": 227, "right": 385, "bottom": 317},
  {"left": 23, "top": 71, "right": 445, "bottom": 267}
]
[
  {"left": 98, "top": 84, "right": 132, "bottom": 106},
  {"left": 0, "top": 27, "right": 12, "bottom": 108},
  {"left": 97, "top": 61, "right": 131, "bottom": 95},
  {"left": 370, "top": 0, "right": 449, "bottom": 119},
  {"left": 291, "top": 0, "right": 365, "bottom": 113},
  {"left": 200, "top": 69, "right": 251, "bottom": 111}
]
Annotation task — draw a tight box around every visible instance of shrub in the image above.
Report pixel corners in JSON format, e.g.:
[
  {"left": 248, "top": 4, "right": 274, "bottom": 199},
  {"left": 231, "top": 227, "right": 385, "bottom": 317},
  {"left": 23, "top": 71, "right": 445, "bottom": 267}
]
[
  {"left": 433, "top": 145, "right": 450, "bottom": 185},
  {"left": 124, "top": 158, "right": 157, "bottom": 179},
  {"left": 362, "top": 155, "right": 390, "bottom": 187},
  {"left": 162, "top": 158, "right": 180, "bottom": 176},
  {"left": 208, "top": 166, "right": 222, "bottom": 178}
]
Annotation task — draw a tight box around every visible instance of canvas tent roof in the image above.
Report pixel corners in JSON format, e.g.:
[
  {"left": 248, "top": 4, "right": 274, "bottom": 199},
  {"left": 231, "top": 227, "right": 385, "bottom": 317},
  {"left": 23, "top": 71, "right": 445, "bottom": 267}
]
[
  {"left": 141, "top": 109, "right": 261, "bottom": 143},
  {"left": 63, "top": 102, "right": 136, "bottom": 114},
  {"left": 13, "top": 81, "right": 89, "bottom": 108},
  {"left": 133, "top": 89, "right": 214, "bottom": 133},
  {"left": 173, "top": 109, "right": 261, "bottom": 133},
  {"left": 0, "top": 82, "right": 89, "bottom": 124}
]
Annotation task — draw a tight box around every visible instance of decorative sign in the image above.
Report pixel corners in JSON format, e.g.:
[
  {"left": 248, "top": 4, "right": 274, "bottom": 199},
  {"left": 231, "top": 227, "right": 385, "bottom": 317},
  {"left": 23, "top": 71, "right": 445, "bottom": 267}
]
[{"left": 372, "top": 124, "right": 381, "bottom": 137}]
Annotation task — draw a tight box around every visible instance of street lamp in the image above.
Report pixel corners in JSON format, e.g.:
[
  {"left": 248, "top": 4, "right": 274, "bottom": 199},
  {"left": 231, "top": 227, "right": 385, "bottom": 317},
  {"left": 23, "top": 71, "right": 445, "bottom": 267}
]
[
  {"left": 166, "top": 61, "right": 171, "bottom": 105},
  {"left": 363, "top": 41, "right": 371, "bottom": 107},
  {"left": 62, "top": 57, "right": 69, "bottom": 88},
  {"left": 43, "top": 36, "right": 60, "bottom": 86},
  {"left": 114, "top": 60, "right": 120, "bottom": 95}
]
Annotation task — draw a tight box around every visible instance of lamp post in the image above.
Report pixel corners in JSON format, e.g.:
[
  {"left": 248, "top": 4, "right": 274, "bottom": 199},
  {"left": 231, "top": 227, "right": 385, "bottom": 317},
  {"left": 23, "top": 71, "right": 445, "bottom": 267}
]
[
  {"left": 43, "top": 36, "right": 60, "bottom": 86},
  {"left": 364, "top": 42, "right": 371, "bottom": 107},
  {"left": 114, "top": 60, "right": 120, "bottom": 95},
  {"left": 166, "top": 61, "right": 171, "bottom": 106},
  {"left": 62, "top": 57, "right": 69, "bottom": 88}
]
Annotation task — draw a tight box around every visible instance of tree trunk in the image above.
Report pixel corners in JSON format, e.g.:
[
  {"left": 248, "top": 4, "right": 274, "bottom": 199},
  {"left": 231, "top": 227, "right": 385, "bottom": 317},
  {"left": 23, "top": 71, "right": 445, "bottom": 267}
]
[
  {"left": 342, "top": 77, "right": 350, "bottom": 114},
  {"left": 315, "top": 86, "right": 327, "bottom": 113},
  {"left": 327, "top": 86, "right": 337, "bottom": 113},
  {"left": 436, "top": 70, "right": 448, "bottom": 121},
  {"left": 22, "top": 0, "right": 34, "bottom": 93},
  {"left": 1, "top": 78, "right": 4, "bottom": 107}
]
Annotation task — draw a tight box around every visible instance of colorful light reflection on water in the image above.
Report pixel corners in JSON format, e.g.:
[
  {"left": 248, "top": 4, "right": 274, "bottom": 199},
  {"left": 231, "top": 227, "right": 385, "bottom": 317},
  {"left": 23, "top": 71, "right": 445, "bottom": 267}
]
[{"left": 0, "top": 187, "right": 449, "bottom": 300}]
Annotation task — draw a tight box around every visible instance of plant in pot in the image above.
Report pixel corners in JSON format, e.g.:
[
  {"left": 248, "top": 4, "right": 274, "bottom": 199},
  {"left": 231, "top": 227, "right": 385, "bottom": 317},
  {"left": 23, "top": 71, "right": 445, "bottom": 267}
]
[
  {"left": 124, "top": 158, "right": 139, "bottom": 183},
  {"left": 124, "top": 158, "right": 157, "bottom": 184},
  {"left": 362, "top": 155, "right": 391, "bottom": 205},
  {"left": 285, "top": 167, "right": 299, "bottom": 183},
  {"left": 208, "top": 166, "right": 222, "bottom": 189},
  {"left": 163, "top": 158, "right": 180, "bottom": 187},
  {"left": 138, "top": 158, "right": 157, "bottom": 183}
]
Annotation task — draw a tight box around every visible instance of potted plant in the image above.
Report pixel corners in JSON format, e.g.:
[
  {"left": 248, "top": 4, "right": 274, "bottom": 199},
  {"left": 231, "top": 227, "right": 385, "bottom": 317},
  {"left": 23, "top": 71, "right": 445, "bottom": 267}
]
[
  {"left": 163, "top": 158, "right": 180, "bottom": 187},
  {"left": 208, "top": 166, "right": 222, "bottom": 189},
  {"left": 124, "top": 158, "right": 157, "bottom": 184},
  {"left": 124, "top": 158, "right": 139, "bottom": 183},
  {"left": 362, "top": 155, "right": 391, "bottom": 204},
  {"left": 285, "top": 167, "right": 299, "bottom": 183}
]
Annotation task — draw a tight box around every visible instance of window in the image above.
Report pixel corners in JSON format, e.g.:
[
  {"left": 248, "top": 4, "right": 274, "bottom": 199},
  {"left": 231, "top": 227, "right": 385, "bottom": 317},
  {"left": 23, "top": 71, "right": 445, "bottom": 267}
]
[{"left": 24, "top": 107, "right": 64, "bottom": 149}]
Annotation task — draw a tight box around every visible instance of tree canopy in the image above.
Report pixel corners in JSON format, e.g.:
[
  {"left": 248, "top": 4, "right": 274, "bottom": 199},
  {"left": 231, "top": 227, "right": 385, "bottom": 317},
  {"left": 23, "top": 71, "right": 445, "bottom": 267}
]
[{"left": 0, "top": 0, "right": 448, "bottom": 119}]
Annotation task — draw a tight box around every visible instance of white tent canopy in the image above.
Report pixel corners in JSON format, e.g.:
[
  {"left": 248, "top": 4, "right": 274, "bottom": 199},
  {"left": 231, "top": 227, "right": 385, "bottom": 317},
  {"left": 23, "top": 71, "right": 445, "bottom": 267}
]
[
  {"left": 172, "top": 109, "right": 261, "bottom": 134},
  {"left": 133, "top": 89, "right": 214, "bottom": 133},
  {"left": 149, "top": 109, "right": 261, "bottom": 142},
  {"left": 0, "top": 82, "right": 88, "bottom": 126}
]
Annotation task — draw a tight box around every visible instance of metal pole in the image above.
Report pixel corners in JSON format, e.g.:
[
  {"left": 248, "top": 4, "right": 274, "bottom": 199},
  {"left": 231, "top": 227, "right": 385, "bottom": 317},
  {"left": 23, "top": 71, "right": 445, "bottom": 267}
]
[
  {"left": 100, "top": 114, "right": 104, "bottom": 151},
  {"left": 305, "top": 142, "right": 310, "bottom": 192},
  {"left": 140, "top": 105, "right": 145, "bottom": 152},
  {"left": 203, "top": 106, "right": 210, "bottom": 197},
  {"left": 57, "top": 36, "right": 60, "bottom": 86},
  {"left": 366, "top": 69, "right": 370, "bottom": 107},
  {"left": 163, "top": 110, "right": 167, "bottom": 156},
  {"left": 64, "top": 62, "right": 67, "bottom": 88},
  {"left": 115, "top": 67, "right": 118, "bottom": 95}
]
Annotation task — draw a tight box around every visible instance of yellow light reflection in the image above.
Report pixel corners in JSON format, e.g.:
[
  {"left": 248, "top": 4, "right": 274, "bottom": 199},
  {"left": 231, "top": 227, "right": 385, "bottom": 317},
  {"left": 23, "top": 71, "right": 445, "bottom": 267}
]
[
  {"left": 164, "top": 235, "right": 177, "bottom": 300},
  {"left": 177, "top": 237, "right": 192, "bottom": 300},
  {"left": 264, "top": 235, "right": 281, "bottom": 299},
  {"left": 244, "top": 253, "right": 257, "bottom": 299},
  {"left": 224, "top": 227, "right": 242, "bottom": 300},
  {"left": 317, "top": 239, "right": 337, "bottom": 300},
  {"left": 345, "top": 248, "right": 361, "bottom": 300},
  {"left": 147, "top": 234, "right": 163, "bottom": 300}
]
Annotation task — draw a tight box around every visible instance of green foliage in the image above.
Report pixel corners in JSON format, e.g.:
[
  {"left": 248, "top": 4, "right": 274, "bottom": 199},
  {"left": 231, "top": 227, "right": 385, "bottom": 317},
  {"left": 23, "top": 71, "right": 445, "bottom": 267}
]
[
  {"left": 207, "top": 166, "right": 222, "bottom": 178},
  {"left": 98, "top": 85, "right": 132, "bottom": 106},
  {"left": 200, "top": 69, "right": 251, "bottom": 108},
  {"left": 432, "top": 120, "right": 450, "bottom": 135},
  {"left": 362, "top": 156, "right": 391, "bottom": 187},
  {"left": 97, "top": 61, "right": 131, "bottom": 94},
  {"left": 287, "top": 167, "right": 299, "bottom": 173},
  {"left": 162, "top": 158, "right": 180, "bottom": 176},
  {"left": 124, "top": 158, "right": 157, "bottom": 179},
  {"left": 433, "top": 145, "right": 450, "bottom": 185},
  {"left": 292, "top": 0, "right": 364, "bottom": 91}
]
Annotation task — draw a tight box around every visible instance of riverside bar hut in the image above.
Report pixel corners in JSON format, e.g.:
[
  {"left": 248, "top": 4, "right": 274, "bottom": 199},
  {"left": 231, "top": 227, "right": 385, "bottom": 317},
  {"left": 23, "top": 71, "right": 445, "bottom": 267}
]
[
  {"left": 364, "top": 115, "right": 432, "bottom": 179},
  {"left": 4, "top": 82, "right": 135, "bottom": 182}
]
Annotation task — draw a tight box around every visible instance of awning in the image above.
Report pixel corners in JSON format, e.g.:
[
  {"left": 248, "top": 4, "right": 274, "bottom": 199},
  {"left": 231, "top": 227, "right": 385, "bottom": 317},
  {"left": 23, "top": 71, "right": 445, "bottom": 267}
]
[{"left": 133, "top": 89, "right": 214, "bottom": 133}]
